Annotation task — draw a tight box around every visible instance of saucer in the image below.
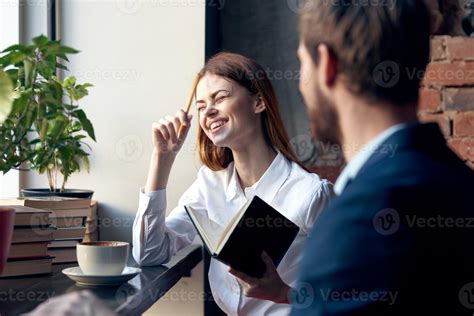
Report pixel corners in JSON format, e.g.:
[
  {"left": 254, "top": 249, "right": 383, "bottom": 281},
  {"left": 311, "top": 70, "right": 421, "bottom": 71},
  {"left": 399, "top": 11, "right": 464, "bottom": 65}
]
[{"left": 62, "top": 266, "right": 141, "bottom": 287}]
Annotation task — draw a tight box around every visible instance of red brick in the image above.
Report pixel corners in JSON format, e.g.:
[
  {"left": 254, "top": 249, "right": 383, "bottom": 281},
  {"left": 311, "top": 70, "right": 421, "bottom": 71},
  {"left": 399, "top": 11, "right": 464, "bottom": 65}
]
[
  {"left": 419, "top": 114, "right": 451, "bottom": 136},
  {"left": 453, "top": 112, "right": 474, "bottom": 137},
  {"left": 444, "top": 88, "right": 474, "bottom": 112},
  {"left": 448, "top": 138, "right": 474, "bottom": 161},
  {"left": 419, "top": 89, "right": 442, "bottom": 113},
  {"left": 461, "top": 138, "right": 474, "bottom": 161},
  {"left": 423, "top": 62, "right": 474, "bottom": 86},
  {"left": 430, "top": 36, "right": 447, "bottom": 61},
  {"left": 448, "top": 138, "right": 464, "bottom": 159},
  {"left": 445, "top": 37, "right": 474, "bottom": 61}
]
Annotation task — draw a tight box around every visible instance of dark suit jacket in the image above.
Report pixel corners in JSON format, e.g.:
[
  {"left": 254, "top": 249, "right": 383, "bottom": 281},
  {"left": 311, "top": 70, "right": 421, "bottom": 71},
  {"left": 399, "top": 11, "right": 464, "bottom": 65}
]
[{"left": 291, "top": 123, "right": 474, "bottom": 316}]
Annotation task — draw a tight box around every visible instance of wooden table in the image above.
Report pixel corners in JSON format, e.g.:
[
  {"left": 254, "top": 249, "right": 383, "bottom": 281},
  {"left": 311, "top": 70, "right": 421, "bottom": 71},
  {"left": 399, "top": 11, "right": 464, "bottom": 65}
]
[{"left": 0, "top": 244, "right": 202, "bottom": 316}]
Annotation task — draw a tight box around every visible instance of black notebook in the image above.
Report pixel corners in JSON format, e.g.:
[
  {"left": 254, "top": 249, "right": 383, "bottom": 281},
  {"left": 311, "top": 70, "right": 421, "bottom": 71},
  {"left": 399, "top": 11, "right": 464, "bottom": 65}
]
[{"left": 184, "top": 195, "right": 299, "bottom": 278}]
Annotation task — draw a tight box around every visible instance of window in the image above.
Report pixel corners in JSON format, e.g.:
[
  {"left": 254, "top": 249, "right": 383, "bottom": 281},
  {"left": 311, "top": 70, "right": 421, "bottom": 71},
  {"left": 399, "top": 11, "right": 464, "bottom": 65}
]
[{"left": 0, "top": 1, "right": 20, "bottom": 197}]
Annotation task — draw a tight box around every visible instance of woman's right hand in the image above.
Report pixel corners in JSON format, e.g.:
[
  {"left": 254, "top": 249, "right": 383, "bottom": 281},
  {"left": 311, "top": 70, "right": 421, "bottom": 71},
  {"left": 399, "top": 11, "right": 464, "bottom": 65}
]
[
  {"left": 145, "top": 109, "right": 193, "bottom": 192},
  {"left": 152, "top": 109, "right": 193, "bottom": 158}
]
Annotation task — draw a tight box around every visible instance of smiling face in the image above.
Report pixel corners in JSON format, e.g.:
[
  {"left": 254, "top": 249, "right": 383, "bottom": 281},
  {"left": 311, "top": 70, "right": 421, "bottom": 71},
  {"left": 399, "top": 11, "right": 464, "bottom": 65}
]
[{"left": 196, "top": 73, "right": 265, "bottom": 149}]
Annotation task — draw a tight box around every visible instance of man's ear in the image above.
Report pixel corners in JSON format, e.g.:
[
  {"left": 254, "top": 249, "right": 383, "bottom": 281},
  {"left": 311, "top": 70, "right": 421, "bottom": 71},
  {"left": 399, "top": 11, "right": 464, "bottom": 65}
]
[
  {"left": 317, "top": 44, "right": 337, "bottom": 92},
  {"left": 254, "top": 95, "right": 266, "bottom": 114}
]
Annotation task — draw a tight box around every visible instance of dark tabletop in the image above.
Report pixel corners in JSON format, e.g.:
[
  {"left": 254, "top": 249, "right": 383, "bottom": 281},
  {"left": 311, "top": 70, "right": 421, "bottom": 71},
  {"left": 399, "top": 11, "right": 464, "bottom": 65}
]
[{"left": 0, "top": 244, "right": 202, "bottom": 316}]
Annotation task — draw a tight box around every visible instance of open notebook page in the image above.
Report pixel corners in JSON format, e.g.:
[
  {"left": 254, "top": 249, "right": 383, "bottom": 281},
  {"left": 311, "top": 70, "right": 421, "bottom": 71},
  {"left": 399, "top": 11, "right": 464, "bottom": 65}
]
[{"left": 186, "top": 206, "right": 225, "bottom": 253}]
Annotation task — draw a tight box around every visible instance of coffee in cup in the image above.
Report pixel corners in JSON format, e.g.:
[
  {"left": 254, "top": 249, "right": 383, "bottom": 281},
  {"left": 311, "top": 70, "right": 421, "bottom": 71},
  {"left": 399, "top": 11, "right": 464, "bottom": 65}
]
[{"left": 76, "top": 241, "right": 129, "bottom": 275}]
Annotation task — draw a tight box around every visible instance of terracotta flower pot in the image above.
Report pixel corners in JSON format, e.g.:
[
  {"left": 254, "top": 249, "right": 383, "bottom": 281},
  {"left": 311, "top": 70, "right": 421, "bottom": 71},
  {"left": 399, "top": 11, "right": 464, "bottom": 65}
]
[{"left": 0, "top": 207, "right": 15, "bottom": 274}]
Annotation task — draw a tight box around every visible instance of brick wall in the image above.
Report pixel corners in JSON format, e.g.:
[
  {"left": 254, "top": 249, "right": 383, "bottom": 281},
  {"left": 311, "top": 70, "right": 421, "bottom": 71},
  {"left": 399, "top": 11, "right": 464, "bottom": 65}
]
[
  {"left": 419, "top": 36, "right": 474, "bottom": 169},
  {"left": 312, "top": 35, "right": 474, "bottom": 182}
]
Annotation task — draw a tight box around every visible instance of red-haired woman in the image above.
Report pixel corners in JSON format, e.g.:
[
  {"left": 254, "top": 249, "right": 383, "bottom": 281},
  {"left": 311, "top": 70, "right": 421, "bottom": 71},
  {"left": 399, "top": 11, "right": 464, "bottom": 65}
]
[{"left": 132, "top": 52, "right": 333, "bottom": 315}]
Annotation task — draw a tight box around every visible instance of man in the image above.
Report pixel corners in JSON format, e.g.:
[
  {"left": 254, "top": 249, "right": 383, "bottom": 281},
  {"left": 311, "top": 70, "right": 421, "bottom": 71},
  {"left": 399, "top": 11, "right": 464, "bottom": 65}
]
[{"left": 293, "top": 0, "right": 474, "bottom": 315}]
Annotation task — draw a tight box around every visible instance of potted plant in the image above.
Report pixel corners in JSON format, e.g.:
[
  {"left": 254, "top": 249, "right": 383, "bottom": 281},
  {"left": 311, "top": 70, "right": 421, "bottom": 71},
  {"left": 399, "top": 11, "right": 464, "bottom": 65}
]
[
  {"left": 0, "top": 71, "right": 15, "bottom": 274},
  {"left": 0, "top": 35, "right": 96, "bottom": 198}
]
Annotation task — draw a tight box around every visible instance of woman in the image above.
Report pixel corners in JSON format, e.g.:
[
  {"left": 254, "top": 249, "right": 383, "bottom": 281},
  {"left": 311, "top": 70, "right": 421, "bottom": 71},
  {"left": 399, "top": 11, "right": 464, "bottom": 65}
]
[{"left": 132, "top": 52, "right": 333, "bottom": 315}]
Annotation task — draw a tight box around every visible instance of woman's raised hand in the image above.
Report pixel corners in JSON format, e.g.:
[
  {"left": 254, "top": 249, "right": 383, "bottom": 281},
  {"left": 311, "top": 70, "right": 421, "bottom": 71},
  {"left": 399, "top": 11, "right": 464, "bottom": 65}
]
[{"left": 151, "top": 109, "right": 193, "bottom": 158}]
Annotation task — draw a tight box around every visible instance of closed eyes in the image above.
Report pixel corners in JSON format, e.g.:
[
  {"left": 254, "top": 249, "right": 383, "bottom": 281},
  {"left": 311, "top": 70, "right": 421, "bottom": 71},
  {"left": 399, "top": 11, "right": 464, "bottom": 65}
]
[{"left": 196, "top": 94, "right": 228, "bottom": 112}]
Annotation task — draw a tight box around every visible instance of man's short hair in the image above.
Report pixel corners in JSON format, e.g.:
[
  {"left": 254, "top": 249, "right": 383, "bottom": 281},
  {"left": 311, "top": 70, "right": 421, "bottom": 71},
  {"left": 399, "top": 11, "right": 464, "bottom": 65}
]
[{"left": 300, "top": 0, "right": 431, "bottom": 106}]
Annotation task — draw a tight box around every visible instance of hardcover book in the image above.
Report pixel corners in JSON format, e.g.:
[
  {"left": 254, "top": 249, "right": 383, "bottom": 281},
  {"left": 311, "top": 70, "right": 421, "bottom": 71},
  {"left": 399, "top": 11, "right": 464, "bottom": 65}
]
[{"left": 185, "top": 195, "right": 299, "bottom": 278}]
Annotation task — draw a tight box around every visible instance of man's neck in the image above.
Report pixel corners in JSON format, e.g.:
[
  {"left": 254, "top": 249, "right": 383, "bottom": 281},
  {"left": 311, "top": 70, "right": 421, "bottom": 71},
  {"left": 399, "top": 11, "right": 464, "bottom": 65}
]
[{"left": 339, "top": 99, "right": 418, "bottom": 162}]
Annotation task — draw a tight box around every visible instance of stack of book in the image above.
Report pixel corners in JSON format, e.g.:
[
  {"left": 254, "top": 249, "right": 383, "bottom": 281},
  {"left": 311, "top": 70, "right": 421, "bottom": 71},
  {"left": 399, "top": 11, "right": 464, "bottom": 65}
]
[
  {"left": 0, "top": 197, "right": 97, "bottom": 265},
  {"left": 1, "top": 206, "right": 54, "bottom": 277}
]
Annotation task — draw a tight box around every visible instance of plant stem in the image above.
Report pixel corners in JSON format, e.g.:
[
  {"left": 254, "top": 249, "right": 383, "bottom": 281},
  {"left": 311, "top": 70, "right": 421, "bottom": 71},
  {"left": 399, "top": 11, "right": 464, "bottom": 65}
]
[
  {"left": 47, "top": 168, "right": 53, "bottom": 191},
  {"left": 53, "top": 155, "right": 58, "bottom": 192}
]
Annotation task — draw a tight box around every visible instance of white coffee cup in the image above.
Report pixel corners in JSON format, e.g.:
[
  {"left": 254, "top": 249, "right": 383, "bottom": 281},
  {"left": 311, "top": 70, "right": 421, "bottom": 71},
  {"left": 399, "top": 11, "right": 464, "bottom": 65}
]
[{"left": 76, "top": 241, "right": 129, "bottom": 275}]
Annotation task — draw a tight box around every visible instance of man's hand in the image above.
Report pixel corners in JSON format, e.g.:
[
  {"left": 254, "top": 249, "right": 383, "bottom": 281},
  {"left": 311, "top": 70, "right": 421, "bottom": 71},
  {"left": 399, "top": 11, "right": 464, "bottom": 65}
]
[{"left": 228, "top": 251, "right": 291, "bottom": 304}]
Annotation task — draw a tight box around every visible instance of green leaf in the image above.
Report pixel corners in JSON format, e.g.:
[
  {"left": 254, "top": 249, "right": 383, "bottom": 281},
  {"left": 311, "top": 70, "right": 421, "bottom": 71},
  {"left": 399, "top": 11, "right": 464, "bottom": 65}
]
[
  {"left": 82, "top": 155, "right": 90, "bottom": 172},
  {"left": 56, "top": 63, "right": 68, "bottom": 70},
  {"left": 0, "top": 68, "right": 14, "bottom": 123},
  {"left": 56, "top": 53, "right": 69, "bottom": 62},
  {"left": 39, "top": 118, "right": 48, "bottom": 141},
  {"left": 0, "top": 52, "right": 27, "bottom": 66},
  {"left": 58, "top": 46, "right": 80, "bottom": 54},
  {"left": 63, "top": 76, "right": 76, "bottom": 89},
  {"left": 1, "top": 44, "right": 24, "bottom": 53},
  {"left": 1, "top": 44, "right": 34, "bottom": 55},
  {"left": 24, "top": 59, "right": 35, "bottom": 87},
  {"left": 32, "top": 35, "right": 49, "bottom": 47},
  {"left": 58, "top": 145, "right": 72, "bottom": 161},
  {"left": 73, "top": 109, "right": 96, "bottom": 141},
  {"left": 48, "top": 117, "right": 67, "bottom": 141},
  {"left": 37, "top": 54, "right": 56, "bottom": 79},
  {"left": 10, "top": 92, "right": 30, "bottom": 116},
  {"left": 46, "top": 80, "right": 63, "bottom": 101},
  {"left": 74, "top": 134, "right": 87, "bottom": 140},
  {"left": 70, "top": 86, "right": 89, "bottom": 100},
  {"left": 79, "top": 141, "right": 92, "bottom": 152}
]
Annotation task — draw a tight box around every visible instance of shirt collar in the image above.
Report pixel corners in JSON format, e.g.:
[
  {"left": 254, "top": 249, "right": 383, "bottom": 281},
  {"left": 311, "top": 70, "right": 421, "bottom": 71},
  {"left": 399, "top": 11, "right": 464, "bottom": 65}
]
[
  {"left": 334, "top": 123, "right": 408, "bottom": 195},
  {"left": 226, "top": 151, "right": 291, "bottom": 203}
]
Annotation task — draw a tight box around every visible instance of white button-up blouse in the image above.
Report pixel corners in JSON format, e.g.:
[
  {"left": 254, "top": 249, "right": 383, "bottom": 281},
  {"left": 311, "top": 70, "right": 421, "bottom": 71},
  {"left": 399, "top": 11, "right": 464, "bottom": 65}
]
[{"left": 132, "top": 152, "right": 333, "bottom": 315}]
